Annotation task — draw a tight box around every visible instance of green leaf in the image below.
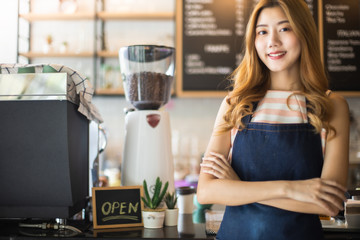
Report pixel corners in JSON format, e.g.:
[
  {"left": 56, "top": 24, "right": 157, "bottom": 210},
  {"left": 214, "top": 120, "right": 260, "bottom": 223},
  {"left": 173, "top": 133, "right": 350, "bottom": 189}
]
[
  {"left": 143, "top": 179, "right": 151, "bottom": 203},
  {"left": 142, "top": 177, "right": 170, "bottom": 209},
  {"left": 159, "top": 181, "right": 169, "bottom": 202},
  {"left": 165, "top": 192, "right": 178, "bottom": 209},
  {"left": 152, "top": 177, "right": 162, "bottom": 203},
  {"left": 141, "top": 197, "right": 149, "bottom": 208},
  {"left": 154, "top": 181, "right": 168, "bottom": 208},
  {"left": 173, "top": 196, "right": 177, "bottom": 207}
]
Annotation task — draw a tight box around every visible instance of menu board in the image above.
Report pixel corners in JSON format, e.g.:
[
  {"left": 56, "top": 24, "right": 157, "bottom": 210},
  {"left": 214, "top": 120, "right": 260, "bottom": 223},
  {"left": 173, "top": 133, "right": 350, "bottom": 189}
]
[
  {"left": 322, "top": 0, "right": 360, "bottom": 92},
  {"left": 176, "top": 0, "right": 258, "bottom": 96},
  {"left": 176, "top": 0, "right": 321, "bottom": 96},
  {"left": 306, "top": 0, "right": 319, "bottom": 27}
]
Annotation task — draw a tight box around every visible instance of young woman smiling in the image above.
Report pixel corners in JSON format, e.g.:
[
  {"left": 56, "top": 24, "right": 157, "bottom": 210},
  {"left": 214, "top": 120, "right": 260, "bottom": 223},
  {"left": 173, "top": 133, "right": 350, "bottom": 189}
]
[{"left": 197, "top": 0, "right": 349, "bottom": 239}]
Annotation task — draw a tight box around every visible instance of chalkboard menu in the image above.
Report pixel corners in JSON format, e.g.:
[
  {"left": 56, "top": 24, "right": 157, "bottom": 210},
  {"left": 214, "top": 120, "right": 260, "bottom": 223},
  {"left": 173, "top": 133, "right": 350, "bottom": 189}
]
[
  {"left": 306, "top": 0, "right": 319, "bottom": 27},
  {"left": 322, "top": 0, "right": 360, "bottom": 92},
  {"left": 176, "top": 0, "right": 258, "bottom": 96},
  {"left": 176, "top": 0, "right": 320, "bottom": 96},
  {"left": 177, "top": 0, "right": 360, "bottom": 96}
]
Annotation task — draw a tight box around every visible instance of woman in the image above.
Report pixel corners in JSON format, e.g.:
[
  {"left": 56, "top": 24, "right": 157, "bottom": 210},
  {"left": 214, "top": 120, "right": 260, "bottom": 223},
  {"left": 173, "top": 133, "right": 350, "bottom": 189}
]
[{"left": 197, "top": 0, "right": 349, "bottom": 239}]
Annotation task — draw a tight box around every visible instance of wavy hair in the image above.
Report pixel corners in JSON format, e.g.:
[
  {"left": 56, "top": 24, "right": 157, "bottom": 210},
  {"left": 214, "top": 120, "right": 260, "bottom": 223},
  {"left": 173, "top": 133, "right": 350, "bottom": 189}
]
[{"left": 221, "top": 0, "right": 334, "bottom": 135}]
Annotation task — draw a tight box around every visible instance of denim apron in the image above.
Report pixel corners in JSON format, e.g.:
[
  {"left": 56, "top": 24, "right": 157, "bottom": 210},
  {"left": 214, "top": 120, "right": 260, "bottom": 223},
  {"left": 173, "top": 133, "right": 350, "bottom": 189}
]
[{"left": 216, "top": 112, "right": 324, "bottom": 240}]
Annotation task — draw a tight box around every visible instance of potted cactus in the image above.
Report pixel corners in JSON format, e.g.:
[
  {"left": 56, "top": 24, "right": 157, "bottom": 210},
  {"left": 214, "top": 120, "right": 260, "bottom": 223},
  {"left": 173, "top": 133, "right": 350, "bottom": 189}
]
[
  {"left": 141, "top": 177, "right": 168, "bottom": 228},
  {"left": 164, "top": 192, "right": 178, "bottom": 226}
]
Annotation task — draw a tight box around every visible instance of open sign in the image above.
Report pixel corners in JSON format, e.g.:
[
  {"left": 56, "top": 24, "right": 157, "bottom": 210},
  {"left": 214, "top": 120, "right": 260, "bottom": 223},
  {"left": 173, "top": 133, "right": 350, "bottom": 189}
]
[{"left": 92, "top": 186, "right": 144, "bottom": 229}]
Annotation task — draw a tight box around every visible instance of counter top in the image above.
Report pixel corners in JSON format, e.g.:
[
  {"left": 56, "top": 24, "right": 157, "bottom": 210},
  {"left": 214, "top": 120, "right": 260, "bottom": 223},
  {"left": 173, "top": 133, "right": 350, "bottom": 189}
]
[
  {"left": 0, "top": 215, "right": 212, "bottom": 240},
  {"left": 1, "top": 215, "right": 360, "bottom": 240}
]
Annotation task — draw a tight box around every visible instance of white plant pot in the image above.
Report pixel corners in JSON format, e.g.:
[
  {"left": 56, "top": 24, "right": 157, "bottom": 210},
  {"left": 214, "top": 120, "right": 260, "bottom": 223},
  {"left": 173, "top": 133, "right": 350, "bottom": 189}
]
[
  {"left": 142, "top": 209, "right": 165, "bottom": 228},
  {"left": 165, "top": 208, "right": 179, "bottom": 226}
]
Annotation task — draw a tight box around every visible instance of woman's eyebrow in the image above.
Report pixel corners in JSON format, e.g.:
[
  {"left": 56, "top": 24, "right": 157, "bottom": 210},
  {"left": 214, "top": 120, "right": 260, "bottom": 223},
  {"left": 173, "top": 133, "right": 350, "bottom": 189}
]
[
  {"left": 256, "top": 20, "right": 289, "bottom": 28},
  {"left": 278, "top": 20, "right": 290, "bottom": 25}
]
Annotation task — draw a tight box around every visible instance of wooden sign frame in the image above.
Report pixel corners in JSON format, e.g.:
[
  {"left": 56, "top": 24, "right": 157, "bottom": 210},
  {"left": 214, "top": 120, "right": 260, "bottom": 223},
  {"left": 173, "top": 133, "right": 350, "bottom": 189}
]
[
  {"left": 92, "top": 186, "right": 144, "bottom": 229},
  {"left": 175, "top": 0, "right": 228, "bottom": 98}
]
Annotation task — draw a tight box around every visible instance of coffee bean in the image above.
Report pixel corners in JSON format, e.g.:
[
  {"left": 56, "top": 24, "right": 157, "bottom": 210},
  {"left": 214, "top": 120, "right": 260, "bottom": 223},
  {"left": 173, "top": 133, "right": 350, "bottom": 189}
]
[{"left": 124, "top": 71, "right": 174, "bottom": 110}]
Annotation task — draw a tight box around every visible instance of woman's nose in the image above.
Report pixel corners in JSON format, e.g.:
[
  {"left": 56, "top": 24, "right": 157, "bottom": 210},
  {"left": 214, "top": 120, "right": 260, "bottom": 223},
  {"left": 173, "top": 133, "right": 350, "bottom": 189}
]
[{"left": 268, "top": 32, "right": 281, "bottom": 48}]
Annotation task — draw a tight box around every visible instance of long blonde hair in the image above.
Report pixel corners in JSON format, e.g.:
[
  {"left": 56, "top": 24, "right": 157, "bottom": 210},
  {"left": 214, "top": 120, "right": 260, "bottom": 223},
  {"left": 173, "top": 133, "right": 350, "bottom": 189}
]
[{"left": 222, "top": 0, "right": 333, "bottom": 135}]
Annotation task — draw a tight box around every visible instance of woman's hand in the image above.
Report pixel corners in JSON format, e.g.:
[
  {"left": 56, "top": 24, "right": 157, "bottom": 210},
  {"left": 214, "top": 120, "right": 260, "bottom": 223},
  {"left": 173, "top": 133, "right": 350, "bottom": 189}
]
[
  {"left": 285, "top": 178, "right": 347, "bottom": 216},
  {"left": 200, "top": 152, "right": 240, "bottom": 180}
]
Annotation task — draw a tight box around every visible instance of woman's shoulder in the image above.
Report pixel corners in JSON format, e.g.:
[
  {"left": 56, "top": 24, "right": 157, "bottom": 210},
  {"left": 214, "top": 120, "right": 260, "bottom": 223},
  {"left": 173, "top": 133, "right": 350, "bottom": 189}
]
[
  {"left": 219, "top": 96, "right": 231, "bottom": 114},
  {"left": 327, "top": 91, "right": 348, "bottom": 109},
  {"left": 327, "top": 91, "right": 349, "bottom": 123}
]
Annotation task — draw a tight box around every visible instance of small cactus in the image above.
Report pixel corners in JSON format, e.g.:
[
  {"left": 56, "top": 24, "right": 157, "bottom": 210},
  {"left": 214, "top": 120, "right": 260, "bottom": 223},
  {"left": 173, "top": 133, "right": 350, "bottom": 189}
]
[
  {"left": 164, "top": 192, "right": 178, "bottom": 209},
  {"left": 141, "top": 177, "right": 168, "bottom": 209}
]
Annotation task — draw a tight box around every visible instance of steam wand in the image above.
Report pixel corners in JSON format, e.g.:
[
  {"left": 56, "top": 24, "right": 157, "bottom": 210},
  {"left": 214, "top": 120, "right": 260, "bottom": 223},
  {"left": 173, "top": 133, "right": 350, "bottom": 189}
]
[{"left": 19, "top": 218, "right": 82, "bottom": 236}]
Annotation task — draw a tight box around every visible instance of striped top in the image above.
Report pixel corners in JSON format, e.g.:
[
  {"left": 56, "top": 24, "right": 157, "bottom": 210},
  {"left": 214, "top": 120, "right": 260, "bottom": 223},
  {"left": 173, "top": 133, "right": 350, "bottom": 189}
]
[
  {"left": 251, "top": 90, "right": 307, "bottom": 123},
  {"left": 230, "top": 90, "right": 327, "bottom": 157}
]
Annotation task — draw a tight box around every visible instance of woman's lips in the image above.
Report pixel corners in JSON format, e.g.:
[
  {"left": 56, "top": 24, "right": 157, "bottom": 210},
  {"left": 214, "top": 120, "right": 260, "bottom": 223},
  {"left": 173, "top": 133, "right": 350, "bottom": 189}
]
[{"left": 268, "top": 51, "right": 286, "bottom": 59}]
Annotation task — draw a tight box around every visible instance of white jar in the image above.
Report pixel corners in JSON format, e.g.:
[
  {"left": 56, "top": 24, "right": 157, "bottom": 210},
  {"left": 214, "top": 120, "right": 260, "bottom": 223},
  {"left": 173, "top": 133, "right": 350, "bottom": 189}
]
[{"left": 176, "top": 186, "right": 196, "bottom": 214}]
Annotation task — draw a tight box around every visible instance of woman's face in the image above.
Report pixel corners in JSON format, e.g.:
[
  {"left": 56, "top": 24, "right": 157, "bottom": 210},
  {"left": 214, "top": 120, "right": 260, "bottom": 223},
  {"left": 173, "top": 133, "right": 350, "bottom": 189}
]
[{"left": 254, "top": 6, "right": 301, "bottom": 75}]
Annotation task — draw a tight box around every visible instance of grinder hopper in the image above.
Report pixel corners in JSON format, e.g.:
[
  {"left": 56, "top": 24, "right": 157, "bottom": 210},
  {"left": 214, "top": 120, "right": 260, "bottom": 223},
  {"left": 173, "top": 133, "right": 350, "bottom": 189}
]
[{"left": 119, "top": 45, "right": 175, "bottom": 110}]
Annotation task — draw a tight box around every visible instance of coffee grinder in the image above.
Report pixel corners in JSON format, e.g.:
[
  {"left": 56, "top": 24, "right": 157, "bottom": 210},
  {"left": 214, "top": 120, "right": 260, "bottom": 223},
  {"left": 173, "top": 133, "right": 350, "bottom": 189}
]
[{"left": 119, "top": 45, "right": 175, "bottom": 191}]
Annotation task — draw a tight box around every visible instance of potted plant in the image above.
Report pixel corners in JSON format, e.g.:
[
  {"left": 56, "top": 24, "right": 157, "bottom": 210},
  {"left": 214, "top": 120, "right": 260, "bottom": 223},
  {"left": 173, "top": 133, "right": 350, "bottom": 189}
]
[
  {"left": 141, "top": 177, "right": 168, "bottom": 228},
  {"left": 43, "top": 34, "right": 53, "bottom": 53},
  {"left": 164, "top": 191, "right": 178, "bottom": 226}
]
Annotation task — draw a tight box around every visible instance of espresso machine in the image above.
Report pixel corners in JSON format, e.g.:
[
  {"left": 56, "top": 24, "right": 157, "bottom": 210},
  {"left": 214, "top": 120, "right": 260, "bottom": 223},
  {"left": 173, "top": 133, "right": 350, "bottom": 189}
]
[{"left": 119, "top": 45, "right": 175, "bottom": 192}]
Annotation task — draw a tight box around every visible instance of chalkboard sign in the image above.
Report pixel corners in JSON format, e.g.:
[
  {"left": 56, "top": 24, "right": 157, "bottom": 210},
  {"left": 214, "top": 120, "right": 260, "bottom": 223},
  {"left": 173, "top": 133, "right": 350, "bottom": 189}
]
[
  {"left": 305, "top": 0, "right": 319, "bottom": 28},
  {"left": 176, "top": 0, "right": 320, "bottom": 96},
  {"left": 321, "top": 0, "right": 360, "bottom": 94},
  {"left": 176, "top": 0, "right": 256, "bottom": 96},
  {"left": 92, "top": 186, "right": 144, "bottom": 229},
  {"left": 176, "top": 0, "right": 360, "bottom": 96}
]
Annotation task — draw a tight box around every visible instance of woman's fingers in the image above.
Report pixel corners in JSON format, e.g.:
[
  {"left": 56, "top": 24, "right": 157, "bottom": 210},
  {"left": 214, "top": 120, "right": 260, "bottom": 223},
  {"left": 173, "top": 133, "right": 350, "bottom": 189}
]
[
  {"left": 315, "top": 198, "right": 340, "bottom": 217},
  {"left": 200, "top": 154, "right": 225, "bottom": 178},
  {"left": 202, "top": 151, "right": 231, "bottom": 168},
  {"left": 209, "top": 152, "right": 230, "bottom": 165},
  {"left": 321, "top": 179, "right": 348, "bottom": 196},
  {"left": 317, "top": 190, "right": 344, "bottom": 211},
  {"left": 312, "top": 179, "right": 347, "bottom": 204},
  {"left": 317, "top": 180, "right": 347, "bottom": 211},
  {"left": 200, "top": 161, "right": 226, "bottom": 175},
  {"left": 202, "top": 156, "right": 227, "bottom": 169},
  {"left": 289, "top": 178, "right": 347, "bottom": 216},
  {"left": 201, "top": 168, "right": 223, "bottom": 179},
  {"left": 200, "top": 152, "right": 239, "bottom": 180}
]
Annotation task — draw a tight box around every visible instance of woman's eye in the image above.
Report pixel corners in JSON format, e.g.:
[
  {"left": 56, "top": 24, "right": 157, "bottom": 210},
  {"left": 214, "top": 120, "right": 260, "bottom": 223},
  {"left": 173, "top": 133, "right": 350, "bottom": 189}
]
[
  {"left": 257, "top": 30, "right": 267, "bottom": 35},
  {"left": 280, "top": 27, "right": 291, "bottom": 32}
]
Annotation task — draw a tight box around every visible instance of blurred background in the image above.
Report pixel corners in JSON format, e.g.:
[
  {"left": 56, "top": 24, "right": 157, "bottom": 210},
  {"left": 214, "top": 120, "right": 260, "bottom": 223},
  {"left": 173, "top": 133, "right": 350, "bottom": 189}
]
[{"left": 0, "top": 0, "right": 359, "bottom": 190}]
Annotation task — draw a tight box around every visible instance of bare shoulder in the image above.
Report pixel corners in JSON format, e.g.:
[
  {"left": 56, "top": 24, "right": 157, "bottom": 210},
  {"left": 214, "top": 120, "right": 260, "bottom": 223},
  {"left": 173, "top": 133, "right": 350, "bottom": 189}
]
[
  {"left": 328, "top": 92, "right": 349, "bottom": 117},
  {"left": 328, "top": 92, "right": 350, "bottom": 128},
  {"left": 328, "top": 92, "right": 348, "bottom": 106},
  {"left": 210, "top": 96, "right": 232, "bottom": 134},
  {"left": 215, "top": 96, "right": 231, "bottom": 117}
]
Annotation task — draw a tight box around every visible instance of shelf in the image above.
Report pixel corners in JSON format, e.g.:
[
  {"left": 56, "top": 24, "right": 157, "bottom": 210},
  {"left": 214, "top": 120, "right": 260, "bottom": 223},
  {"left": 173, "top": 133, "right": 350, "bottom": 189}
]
[
  {"left": 97, "top": 51, "right": 119, "bottom": 58},
  {"left": 19, "top": 12, "right": 174, "bottom": 21},
  {"left": 95, "top": 88, "right": 124, "bottom": 95},
  {"left": 19, "top": 52, "right": 94, "bottom": 58},
  {"left": 17, "top": 1, "right": 176, "bottom": 96},
  {"left": 19, "top": 12, "right": 95, "bottom": 21},
  {"left": 97, "top": 11, "right": 175, "bottom": 20}
]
